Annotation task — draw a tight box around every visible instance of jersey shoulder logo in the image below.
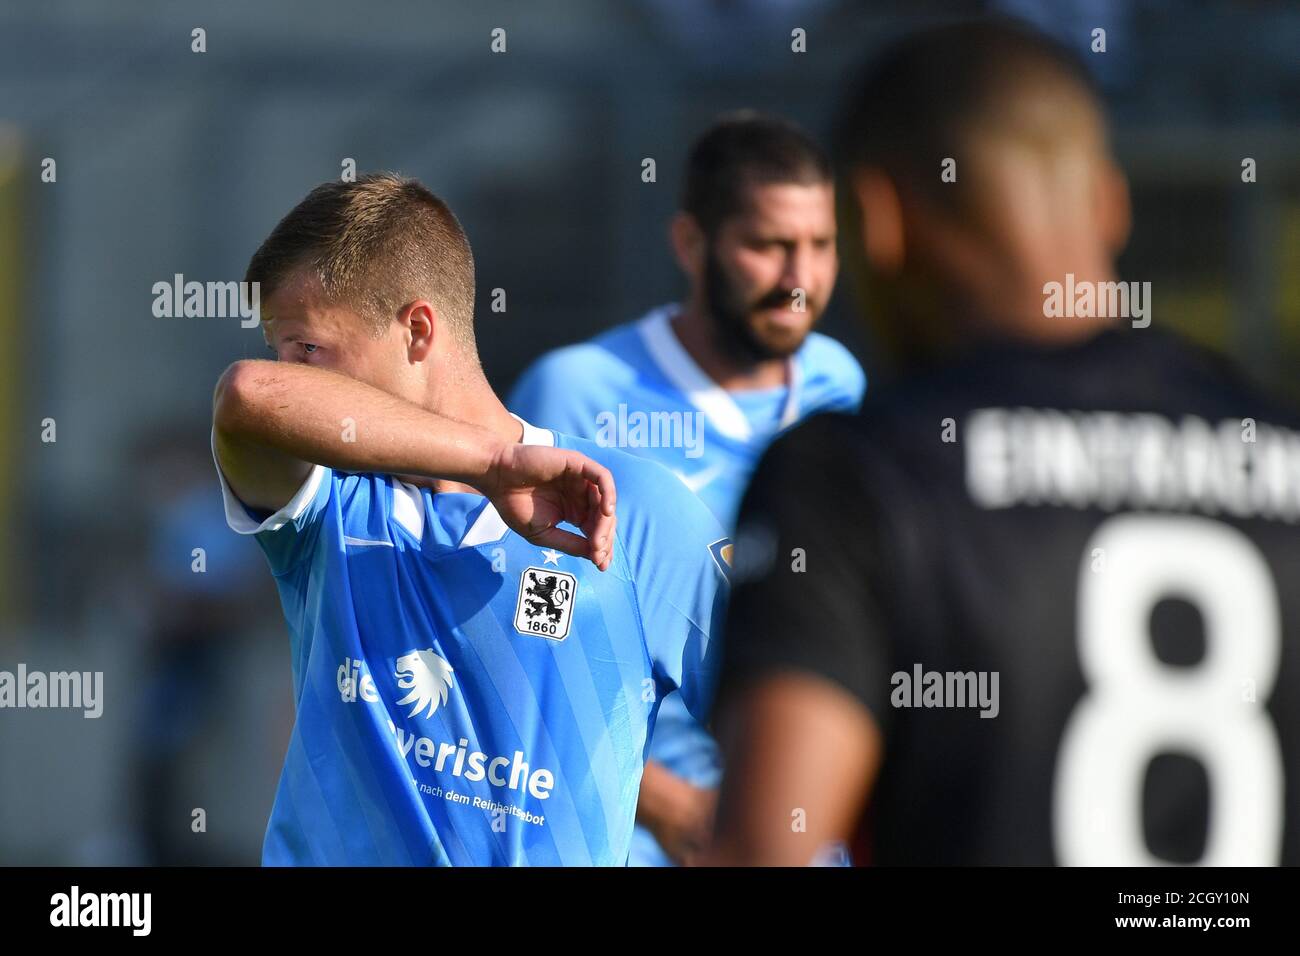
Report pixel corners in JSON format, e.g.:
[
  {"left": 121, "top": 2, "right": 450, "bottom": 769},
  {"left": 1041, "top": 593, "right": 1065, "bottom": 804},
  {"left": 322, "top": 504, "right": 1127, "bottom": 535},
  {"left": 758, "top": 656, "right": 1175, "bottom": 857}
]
[
  {"left": 394, "top": 648, "right": 455, "bottom": 719},
  {"left": 514, "top": 567, "right": 577, "bottom": 641},
  {"left": 709, "top": 538, "right": 733, "bottom": 583}
]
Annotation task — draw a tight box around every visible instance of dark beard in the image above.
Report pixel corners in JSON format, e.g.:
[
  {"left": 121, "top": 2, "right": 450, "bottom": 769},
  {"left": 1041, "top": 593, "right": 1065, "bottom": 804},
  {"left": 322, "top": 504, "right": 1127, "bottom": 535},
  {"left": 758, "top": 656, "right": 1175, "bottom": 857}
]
[{"left": 703, "top": 247, "right": 798, "bottom": 362}]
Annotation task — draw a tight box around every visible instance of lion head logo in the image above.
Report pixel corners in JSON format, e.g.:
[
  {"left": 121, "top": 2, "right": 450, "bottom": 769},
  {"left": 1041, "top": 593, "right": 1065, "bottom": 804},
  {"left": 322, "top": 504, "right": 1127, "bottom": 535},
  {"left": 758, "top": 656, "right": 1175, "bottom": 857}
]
[{"left": 394, "top": 648, "right": 455, "bottom": 719}]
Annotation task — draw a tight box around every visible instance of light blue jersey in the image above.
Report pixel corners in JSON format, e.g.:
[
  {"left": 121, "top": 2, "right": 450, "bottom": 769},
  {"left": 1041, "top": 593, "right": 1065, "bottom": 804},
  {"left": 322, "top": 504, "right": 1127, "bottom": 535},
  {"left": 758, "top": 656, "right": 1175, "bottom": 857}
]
[
  {"left": 214, "top": 417, "right": 730, "bottom": 866},
  {"left": 509, "top": 304, "right": 865, "bottom": 865}
]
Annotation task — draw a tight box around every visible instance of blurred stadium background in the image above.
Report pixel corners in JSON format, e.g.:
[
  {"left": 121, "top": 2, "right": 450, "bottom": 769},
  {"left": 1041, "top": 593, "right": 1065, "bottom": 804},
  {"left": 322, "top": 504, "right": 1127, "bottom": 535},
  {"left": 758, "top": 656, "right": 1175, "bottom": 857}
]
[{"left": 0, "top": 0, "right": 1296, "bottom": 863}]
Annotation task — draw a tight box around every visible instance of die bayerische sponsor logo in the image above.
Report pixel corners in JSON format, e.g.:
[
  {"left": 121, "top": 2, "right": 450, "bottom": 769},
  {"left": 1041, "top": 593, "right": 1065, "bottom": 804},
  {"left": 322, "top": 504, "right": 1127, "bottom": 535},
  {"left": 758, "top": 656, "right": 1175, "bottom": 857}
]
[{"left": 340, "top": 648, "right": 558, "bottom": 804}]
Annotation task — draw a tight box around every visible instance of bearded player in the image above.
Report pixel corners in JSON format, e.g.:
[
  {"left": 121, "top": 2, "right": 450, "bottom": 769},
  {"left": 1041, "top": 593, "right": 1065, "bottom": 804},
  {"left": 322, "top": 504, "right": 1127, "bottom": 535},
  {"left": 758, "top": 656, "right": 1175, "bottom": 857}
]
[{"left": 510, "top": 113, "right": 864, "bottom": 865}]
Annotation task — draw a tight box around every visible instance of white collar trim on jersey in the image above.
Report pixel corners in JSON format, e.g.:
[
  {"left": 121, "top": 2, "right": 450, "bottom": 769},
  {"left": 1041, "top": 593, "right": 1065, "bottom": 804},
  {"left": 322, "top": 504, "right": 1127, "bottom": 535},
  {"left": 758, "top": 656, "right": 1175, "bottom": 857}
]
[
  {"left": 457, "top": 414, "right": 555, "bottom": 548},
  {"left": 513, "top": 413, "right": 556, "bottom": 449},
  {"left": 637, "top": 304, "right": 801, "bottom": 441}
]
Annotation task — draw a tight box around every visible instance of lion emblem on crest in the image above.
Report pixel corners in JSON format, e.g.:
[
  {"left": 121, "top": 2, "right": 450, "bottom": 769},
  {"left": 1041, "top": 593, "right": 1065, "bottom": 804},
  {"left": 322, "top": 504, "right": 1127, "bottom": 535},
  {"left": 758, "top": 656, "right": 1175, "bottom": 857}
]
[{"left": 524, "top": 572, "right": 568, "bottom": 624}]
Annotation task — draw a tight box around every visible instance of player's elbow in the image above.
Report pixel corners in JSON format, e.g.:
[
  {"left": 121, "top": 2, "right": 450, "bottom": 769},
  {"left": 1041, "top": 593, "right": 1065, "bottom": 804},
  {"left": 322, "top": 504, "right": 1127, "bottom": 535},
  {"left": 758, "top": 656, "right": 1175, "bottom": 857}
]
[{"left": 212, "top": 359, "right": 264, "bottom": 436}]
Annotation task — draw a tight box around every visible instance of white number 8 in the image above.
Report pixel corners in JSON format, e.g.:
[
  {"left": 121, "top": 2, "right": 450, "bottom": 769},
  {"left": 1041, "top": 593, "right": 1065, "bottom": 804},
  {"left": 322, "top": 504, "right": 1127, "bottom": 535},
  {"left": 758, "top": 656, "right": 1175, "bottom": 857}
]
[{"left": 1053, "top": 514, "right": 1283, "bottom": 865}]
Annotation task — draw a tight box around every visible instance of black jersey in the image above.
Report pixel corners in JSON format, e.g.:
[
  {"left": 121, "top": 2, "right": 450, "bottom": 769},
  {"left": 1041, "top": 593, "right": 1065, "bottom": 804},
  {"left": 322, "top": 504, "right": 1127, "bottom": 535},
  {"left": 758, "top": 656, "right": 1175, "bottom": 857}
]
[{"left": 719, "top": 326, "right": 1300, "bottom": 865}]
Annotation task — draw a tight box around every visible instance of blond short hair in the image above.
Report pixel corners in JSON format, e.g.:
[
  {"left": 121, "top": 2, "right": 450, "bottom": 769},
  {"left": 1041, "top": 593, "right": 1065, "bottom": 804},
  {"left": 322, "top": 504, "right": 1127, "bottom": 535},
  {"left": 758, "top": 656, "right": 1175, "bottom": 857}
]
[{"left": 247, "top": 173, "right": 476, "bottom": 346}]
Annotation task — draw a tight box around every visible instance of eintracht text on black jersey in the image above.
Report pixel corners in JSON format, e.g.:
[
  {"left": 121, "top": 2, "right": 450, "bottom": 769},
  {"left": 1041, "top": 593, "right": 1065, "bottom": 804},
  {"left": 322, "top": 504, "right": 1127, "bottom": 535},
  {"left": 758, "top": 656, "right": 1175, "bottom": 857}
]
[{"left": 720, "top": 327, "right": 1300, "bottom": 865}]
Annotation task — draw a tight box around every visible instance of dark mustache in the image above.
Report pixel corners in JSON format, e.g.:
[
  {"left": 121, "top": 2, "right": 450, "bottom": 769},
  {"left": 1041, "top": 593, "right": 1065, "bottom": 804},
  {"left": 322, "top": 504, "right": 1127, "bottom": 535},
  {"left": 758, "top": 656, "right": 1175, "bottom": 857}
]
[{"left": 753, "top": 289, "right": 808, "bottom": 310}]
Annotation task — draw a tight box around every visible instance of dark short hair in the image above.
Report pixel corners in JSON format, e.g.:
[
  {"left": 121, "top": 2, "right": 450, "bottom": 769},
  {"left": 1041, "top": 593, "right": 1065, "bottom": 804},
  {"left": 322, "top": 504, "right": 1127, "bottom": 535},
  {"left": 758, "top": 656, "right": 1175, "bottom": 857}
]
[
  {"left": 681, "top": 111, "right": 832, "bottom": 236},
  {"left": 246, "top": 173, "right": 476, "bottom": 344},
  {"left": 833, "top": 17, "right": 1100, "bottom": 204}
]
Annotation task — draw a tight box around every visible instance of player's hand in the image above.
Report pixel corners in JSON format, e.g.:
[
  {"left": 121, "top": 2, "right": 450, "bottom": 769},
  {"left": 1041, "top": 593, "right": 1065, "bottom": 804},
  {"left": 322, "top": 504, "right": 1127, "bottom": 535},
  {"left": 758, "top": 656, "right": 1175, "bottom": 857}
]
[
  {"left": 638, "top": 766, "right": 718, "bottom": 866},
  {"left": 480, "top": 442, "right": 617, "bottom": 571}
]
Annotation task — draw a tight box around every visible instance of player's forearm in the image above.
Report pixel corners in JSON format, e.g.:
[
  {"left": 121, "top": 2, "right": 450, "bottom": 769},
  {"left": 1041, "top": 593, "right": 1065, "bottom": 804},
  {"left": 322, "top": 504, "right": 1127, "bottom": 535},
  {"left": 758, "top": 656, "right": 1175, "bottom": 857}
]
[
  {"left": 635, "top": 761, "right": 684, "bottom": 828},
  {"left": 636, "top": 760, "right": 717, "bottom": 863},
  {"left": 213, "top": 359, "right": 502, "bottom": 484},
  {"left": 707, "top": 674, "right": 880, "bottom": 865}
]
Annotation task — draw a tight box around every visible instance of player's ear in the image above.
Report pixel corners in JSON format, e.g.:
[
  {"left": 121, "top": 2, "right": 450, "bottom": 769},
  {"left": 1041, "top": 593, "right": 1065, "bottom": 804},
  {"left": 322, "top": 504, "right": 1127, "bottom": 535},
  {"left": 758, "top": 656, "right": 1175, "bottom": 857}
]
[
  {"left": 670, "top": 211, "right": 707, "bottom": 280},
  {"left": 1096, "top": 158, "right": 1132, "bottom": 258},
  {"left": 401, "top": 300, "right": 437, "bottom": 362},
  {"left": 850, "top": 167, "right": 905, "bottom": 276}
]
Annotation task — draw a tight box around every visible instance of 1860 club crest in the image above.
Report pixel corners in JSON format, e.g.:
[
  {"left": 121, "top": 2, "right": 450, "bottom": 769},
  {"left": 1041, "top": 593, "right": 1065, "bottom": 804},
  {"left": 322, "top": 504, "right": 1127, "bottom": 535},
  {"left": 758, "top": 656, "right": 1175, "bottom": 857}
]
[{"left": 513, "top": 567, "right": 577, "bottom": 641}]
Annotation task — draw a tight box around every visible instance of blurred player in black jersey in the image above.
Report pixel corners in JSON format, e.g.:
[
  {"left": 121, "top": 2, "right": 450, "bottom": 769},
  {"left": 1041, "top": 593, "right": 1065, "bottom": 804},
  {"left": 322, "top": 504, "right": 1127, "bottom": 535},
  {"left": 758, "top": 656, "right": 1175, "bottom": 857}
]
[{"left": 708, "top": 18, "right": 1300, "bottom": 866}]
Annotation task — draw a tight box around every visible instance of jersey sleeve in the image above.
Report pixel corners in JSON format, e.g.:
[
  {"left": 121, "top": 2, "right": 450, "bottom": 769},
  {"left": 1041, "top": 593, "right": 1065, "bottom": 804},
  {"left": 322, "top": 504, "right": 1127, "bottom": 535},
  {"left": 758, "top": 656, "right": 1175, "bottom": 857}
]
[
  {"left": 716, "top": 414, "right": 898, "bottom": 728},
  {"left": 210, "top": 428, "right": 332, "bottom": 576},
  {"left": 839, "top": 360, "right": 868, "bottom": 412},
  {"left": 800, "top": 333, "right": 868, "bottom": 415},
  {"left": 617, "top": 457, "right": 732, "bottom": 724}
]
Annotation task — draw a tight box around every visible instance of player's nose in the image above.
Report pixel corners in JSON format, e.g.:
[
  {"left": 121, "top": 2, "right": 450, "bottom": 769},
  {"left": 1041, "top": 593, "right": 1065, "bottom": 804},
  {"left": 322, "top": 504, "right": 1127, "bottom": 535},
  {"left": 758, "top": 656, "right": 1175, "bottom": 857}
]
[{"left": 780, "top": 246, "right": 820, "bottom": 302}]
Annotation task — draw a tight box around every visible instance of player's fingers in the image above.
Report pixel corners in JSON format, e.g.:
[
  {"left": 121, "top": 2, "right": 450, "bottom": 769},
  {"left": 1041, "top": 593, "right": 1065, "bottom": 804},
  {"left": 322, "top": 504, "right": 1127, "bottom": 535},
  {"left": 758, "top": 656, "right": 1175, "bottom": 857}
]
[
  {"left": 569, "top": 453, "right": 617, "bottom": 516},
  {"left": 582, "top": 489, "right": 616, "bottom": 565},
  {"left": 564, "top": 475, "right": 592, "bottom": 528},
  {"left": 583, "top": 481, "right": 604, "bottom": 537},
  {"left": 569, "top": 481, "right": 595, "bottom": 539},
  {"left": 583, "top": 482, "right": 616, "bottom": 567},
  {"left": 527, "top": 525, "right": 600, "bottom": 566}
]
